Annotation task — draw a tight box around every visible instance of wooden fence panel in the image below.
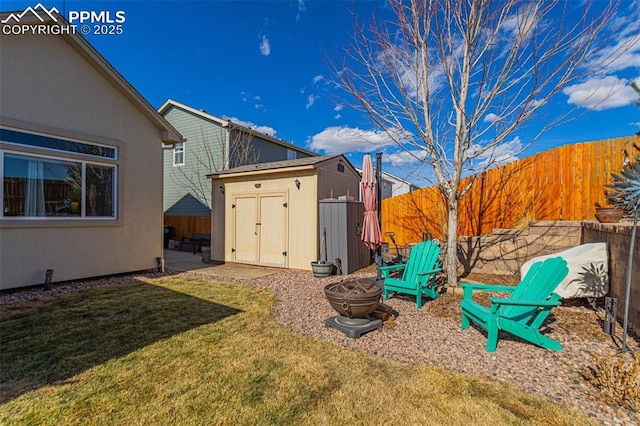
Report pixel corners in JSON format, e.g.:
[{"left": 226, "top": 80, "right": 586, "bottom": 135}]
[
  {"left": 163, "top": 215, "right": 211, "bottom": 241},
  {"left": 381, "top": 135, "right": 640, "bottom": 246}
]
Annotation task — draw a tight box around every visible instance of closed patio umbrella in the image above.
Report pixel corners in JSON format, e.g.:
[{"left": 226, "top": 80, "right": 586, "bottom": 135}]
[{"left": 360, "top": 154, "right": 382, "bottom": 250}]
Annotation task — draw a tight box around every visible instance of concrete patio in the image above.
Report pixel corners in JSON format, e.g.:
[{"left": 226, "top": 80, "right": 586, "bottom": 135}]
[{"left": 162, "top": 249, "right": 280, "bottom": 280}]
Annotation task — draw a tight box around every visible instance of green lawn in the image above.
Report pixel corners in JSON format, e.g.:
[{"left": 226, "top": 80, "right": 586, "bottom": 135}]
[{"left": 0, "top": 276, "right": 594, "bottom": 425}]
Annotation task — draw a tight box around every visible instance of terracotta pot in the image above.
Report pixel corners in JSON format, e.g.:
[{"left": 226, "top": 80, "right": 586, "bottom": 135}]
[{"left": 595, "top": 207, "right": 623, "bottom": 223}]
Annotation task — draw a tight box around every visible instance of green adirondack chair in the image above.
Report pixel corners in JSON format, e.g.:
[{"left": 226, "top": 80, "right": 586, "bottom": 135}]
[
  {"left": 380, "top": 240, "right": 442, "bottom": 309},
  {"left": 460, "top": 257, "right": 569, "bottom": 352}
]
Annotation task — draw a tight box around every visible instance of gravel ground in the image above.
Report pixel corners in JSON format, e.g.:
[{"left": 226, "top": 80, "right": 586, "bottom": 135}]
[{"left": 2, "top": 269, "right": 638, "bottom": 425}]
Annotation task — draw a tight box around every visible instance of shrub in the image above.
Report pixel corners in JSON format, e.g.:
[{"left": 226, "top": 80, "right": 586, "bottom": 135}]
[{"left": 582, "top": 352, "right": 640, "bottom": 410}]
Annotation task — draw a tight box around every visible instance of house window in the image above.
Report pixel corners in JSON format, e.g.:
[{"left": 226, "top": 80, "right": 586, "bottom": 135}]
[
  {"left": 287, "top": 149, "right": 296, "bottom": 160},
  {"left": 0, "top": 128, "right": 116, "bottom": 159},
  {"left": 1, "top": 128, "right": 117, "bottom": 219},
  {"left": 174, "top": 143, "right": 185, "bottom": 166}
]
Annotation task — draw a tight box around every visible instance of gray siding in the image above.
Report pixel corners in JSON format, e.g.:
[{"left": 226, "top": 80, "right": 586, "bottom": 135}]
[
  {"left": 163, "top": 104, "right": 316, "bottom": 215},
  {"left": 163, "top": 107, "right": 227, "bottom": 212},
  {"left": 248, "top": 135, "right": 313, "bottom": 164}
]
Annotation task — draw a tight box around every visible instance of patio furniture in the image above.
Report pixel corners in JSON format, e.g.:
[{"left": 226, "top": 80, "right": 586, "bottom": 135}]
[
  {"left": 380, "top": 240, "right": 442, "bottom": 309},
  {"left": 520, "top": 243, "right": 608, "bottom": 299},
  {"left": 460, "top": 257, "right": 569, "bottom": 352},
  {"left": 179, "top": 233, "right": 211, "bottom": 254}
]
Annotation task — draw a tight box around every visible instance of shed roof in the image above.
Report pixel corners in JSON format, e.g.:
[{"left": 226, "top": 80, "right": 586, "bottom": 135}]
[{"left": 209, "top": 154, "right": 357, "bottom": 179}]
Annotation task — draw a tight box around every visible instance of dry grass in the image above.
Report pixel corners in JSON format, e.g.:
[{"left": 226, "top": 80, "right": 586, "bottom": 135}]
[
  {"left": 0, "top": 276, "right": 595, "bottom": 425},
  {"left": 582, "top": 352, "right": 640, "bottom": 411}
]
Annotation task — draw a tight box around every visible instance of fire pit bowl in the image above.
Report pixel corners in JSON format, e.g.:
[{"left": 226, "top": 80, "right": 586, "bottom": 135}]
[{"left": 324, "top": 278, "right": 382, "bottom": 319}]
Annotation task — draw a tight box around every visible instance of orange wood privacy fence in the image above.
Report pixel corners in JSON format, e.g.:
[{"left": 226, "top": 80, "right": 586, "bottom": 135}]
[
  {"left": 164, "top": 215, "right": 211, "bottom": 240},
  {"left": 381, "top": 136, "right": 640, "bottom": 246}
]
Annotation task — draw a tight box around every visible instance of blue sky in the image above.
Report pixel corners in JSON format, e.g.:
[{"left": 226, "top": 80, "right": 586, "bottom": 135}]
[{"left": 2, "top": 0, "right": 639, "bottom": 186}]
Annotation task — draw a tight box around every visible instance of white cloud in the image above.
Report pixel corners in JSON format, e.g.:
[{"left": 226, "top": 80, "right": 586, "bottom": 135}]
[
  {"left": 305, "top": 94, "right": 318, "bottom": 109},
  {"left": 468, "top": 136, "right": 522, "bottom": 170},
  {"left": 563, "top": 76, "right": 639, "bottom": 111},
  {"left": 254, "top": 95, "right": 261, "bottom": 101},
  {"left": 306, "top": 126, "right": 397, "bottom": 154},
  {"left": 312, "top": 74, "right": 324, "bottom": 84},
  {"left": 333, "top": 114, "right": 342, "bottom": 119},
  {"left": 484, "top": 113, "right": 500, "bottom": 123},
  {"left": 223, "top": 116, "right": 277, "bottom": 137},
  {"left": 588, "top": 32, "right": 640, "bottom": 74},
  {"left": 299, "top": 87, "right": 306, "bottom": 94},
  {"left": 500, "top": 4, "right": 540, "bottom": 39},
  {"left": 259, "top": 35, "right": 271, "bottom": 56},
  {"left": 296, "top": 0, "right": 306, "bottom": 21},
  {"left": 386, "top": 150, "right": 428, "bottom": 166},
  {"left": 334, "top": 104, "right": 344, "bottom": 111},
  {"left": 376, "top": 45, "right": 447, "bottom": 99}
]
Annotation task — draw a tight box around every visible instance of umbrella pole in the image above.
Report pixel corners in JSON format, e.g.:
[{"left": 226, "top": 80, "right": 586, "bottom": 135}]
[{"left": 375, "top": 152, "right": 383, "bottom": 281}]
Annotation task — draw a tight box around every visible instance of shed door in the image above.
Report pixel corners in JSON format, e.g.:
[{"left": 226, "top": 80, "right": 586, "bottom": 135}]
[
  {"left": 233, "top": 192, "right": 287, "bottom": 268},
  {"left": 258, "top": 194, "right": 287, "bottom": 267},
  {"left": 234, "top": 196, "right": 258, "bottom": 263}
]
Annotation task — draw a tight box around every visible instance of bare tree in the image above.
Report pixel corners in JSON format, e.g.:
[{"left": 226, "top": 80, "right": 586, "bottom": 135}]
[
  {"left": 169, "top": 125, "right": 259, "bottom": 208},
  {"left": 335, "top": 0, "right": 637, "bottom": 286}
]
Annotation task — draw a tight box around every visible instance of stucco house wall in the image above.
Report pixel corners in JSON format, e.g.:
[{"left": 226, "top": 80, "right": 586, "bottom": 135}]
[{"left": 0, "top": 17, "right": 181, "bottom": 289}]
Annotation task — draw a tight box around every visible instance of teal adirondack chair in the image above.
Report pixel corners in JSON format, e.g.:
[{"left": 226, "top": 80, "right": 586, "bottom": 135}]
[
  {"left": 380, "top": 240, "right": 442, "bottom": 309},
  {"left": 460, "top": 257, "right": 569, "bottom": 352}
]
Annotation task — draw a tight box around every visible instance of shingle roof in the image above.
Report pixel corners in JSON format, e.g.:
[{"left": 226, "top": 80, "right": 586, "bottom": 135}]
[
  {"left": 158, "top": 99, "right": 315, "bottom": 156},
  {"left": 208, "top": 154, "right": 345, "bottom": 178}
]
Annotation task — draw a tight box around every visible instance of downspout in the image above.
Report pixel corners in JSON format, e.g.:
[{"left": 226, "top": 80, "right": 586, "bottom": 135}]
[
  {"left": 223, "top": 120, "right": 231, "bottom": 170},
  {"left": 160, "top": 137, "right": 185, "bottom": 272}
]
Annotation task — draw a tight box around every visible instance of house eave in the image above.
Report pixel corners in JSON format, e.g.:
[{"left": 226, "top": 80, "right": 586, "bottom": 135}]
[
  {"left": 209, "top": 165, "right": 317, "bottom": 180},
  {"left": 0, "top": 12, "right": 184, "bottom": 145},
  {"left": 158, "top": 99, "right": 316, "bottom": 156}
]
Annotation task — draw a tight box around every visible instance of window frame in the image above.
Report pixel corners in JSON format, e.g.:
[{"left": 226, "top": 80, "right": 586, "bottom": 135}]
[
  {"left": 0, "top": 127, "right": 119, "bottom": 222},
  {"left": 287, "top": 149, "right": 296, "bottom": 161},
  {"left": 174, "top": 142, "right": 185, "bottom": 166}
]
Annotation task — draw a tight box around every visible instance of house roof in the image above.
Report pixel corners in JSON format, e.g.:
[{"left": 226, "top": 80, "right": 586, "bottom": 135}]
[
  {"left": 209, "top": 154, "right": 357, "bottom": 179},
  {"left": 164, "top": 193, "right": 211, "bottom": 216},
  {"left": 158, "top": 99, "right": 317, "bottom": 156},
  {"left": 354, "top": 167, "right": 420, "bottom": 189},
  {"left": 0, "top": 11, "right": 184, "bottom": 145}
]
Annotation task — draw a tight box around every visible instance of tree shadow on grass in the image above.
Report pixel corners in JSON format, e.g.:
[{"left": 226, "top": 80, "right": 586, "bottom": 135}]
[{"left": 0, "top": 280, "right": 241, "bottom": 403}]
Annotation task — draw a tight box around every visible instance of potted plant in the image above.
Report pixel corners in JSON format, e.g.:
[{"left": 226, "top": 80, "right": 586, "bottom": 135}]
[
  {"left": 311, "top": 228, "right": 334, "bottom": 278},
  {"left": 606, "top": 154, "right": 640, "bottom": 352},
  {"left": 595, "top": 199, "right": 624, "bottom": 223}
]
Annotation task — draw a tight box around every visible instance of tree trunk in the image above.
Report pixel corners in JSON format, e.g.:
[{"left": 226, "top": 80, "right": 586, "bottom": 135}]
[{"left": 446, "top": 196, "right": 459, "bottom": 288}]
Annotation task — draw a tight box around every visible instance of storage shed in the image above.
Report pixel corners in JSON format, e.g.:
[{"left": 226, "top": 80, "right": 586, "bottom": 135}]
[{"left": 208, "top": 154, "right": 362, "bottom": 270}]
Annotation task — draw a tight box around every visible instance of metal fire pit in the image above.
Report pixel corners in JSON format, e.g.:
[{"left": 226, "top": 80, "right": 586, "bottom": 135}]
[
  {"left": 324, "top": 278, "right": 383, "bottom": 338},
  {"left": 324, "top": 278, "right": 382, "bottom": 318}
]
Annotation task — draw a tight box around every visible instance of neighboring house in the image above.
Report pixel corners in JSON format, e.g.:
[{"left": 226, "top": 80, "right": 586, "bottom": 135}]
[
  {"left": 0, "top": 12, "right": 183, "bottom": 289},
  {"left": 382, "top": 170, "right": 420, "bottom": 197},
  {"left": 355, "top": 168, "right": 420, "bottom": 199},
  {"left": 159, "top": 99, "right": 318, "bottom": 219},
  {"left": 208, "top": 154, "right": 362, "bottom": 270}
]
